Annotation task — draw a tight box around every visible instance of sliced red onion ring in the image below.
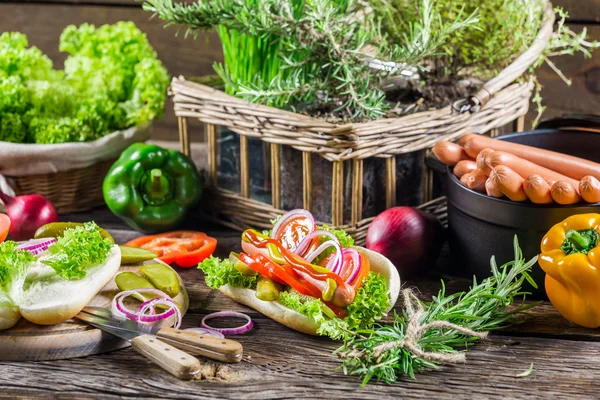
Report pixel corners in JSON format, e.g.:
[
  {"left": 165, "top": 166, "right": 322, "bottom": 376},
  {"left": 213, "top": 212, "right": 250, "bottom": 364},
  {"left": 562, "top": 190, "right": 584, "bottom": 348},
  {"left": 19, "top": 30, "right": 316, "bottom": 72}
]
[
  {"left": 17, "top": 238, "right": 56, "bottom": 255},
  {"left": 111, "top": 288, "right": 182, "bottom": 328},
  {"left": 342, "top": 248, "right": 362, "bottom": 285},
  {"left": 201, "top": 311, "right": 254, "bottom": 335},
  {"left": 294, "top": 229, "right": 339, "bottom": 257},
  {"left": 138, "top": 297, "right": 182, "bottom": 329},
  {"left": 184, "top": 327, "right": 225, "bottom": 338},
  {"left": 304, "top": 239, "right": 343, "bottom": 274},
  {"left": 271, "top": 209, "right": 316, "bottom": 250}
]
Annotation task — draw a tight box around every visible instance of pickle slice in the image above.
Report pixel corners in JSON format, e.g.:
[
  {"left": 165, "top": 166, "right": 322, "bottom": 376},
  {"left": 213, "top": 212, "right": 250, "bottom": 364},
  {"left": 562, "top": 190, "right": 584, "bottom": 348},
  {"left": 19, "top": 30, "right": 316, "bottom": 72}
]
[
  {"left": 229, "top": 252, "right": 257, "bottom": 276},
  {"left": 119, "top": 246, "right": 158, "bottom": 265},
  {"left": 139, "top": 263, "right": 180, "bottom": 298}
]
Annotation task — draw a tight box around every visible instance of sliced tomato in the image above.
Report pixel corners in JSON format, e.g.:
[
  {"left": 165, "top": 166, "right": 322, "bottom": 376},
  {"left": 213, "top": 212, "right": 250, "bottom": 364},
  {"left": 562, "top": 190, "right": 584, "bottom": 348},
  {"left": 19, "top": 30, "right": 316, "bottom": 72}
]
[
  {"left": 0, "top": 214, "right": 9, "bottom": 243},
  {"left": 124, "top": 231, "right": 217, "bottom": 268}
]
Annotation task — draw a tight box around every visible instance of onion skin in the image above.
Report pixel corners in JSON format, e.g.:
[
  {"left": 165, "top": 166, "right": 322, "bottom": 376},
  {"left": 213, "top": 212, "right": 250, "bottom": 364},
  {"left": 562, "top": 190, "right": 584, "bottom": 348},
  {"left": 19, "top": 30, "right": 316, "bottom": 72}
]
[
  {"left": 366, "top": 207, "right": 444, "bottom": 279},
  {"left": 0, "top": 191, "right": 58, "bottom": 241}
]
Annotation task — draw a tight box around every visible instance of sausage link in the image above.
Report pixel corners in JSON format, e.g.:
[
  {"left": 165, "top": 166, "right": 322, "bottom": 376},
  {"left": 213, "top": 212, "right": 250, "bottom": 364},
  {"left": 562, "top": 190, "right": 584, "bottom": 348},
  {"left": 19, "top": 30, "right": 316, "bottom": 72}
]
[
  {"left": 523, "top": 175, "right": 553, "bottom": 204},
  {"left": 551, "top": 181, "right": 582, "bottom": 205},
  {"left": 490, "top": 166, "right": 527, "bottom": 201},
  {"left": 580, "top": 176, "right": 600, "bottom": 203}
]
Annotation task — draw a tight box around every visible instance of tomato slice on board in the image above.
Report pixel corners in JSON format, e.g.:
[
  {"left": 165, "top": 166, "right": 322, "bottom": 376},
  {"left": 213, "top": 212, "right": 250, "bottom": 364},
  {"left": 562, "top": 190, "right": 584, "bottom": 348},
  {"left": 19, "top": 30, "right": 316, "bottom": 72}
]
[
  {"left": 0, "top": 214, "right": 9, "bottom": 243},
  {"left": 124, "top": 231, "right": 217, "bottom": 268}
]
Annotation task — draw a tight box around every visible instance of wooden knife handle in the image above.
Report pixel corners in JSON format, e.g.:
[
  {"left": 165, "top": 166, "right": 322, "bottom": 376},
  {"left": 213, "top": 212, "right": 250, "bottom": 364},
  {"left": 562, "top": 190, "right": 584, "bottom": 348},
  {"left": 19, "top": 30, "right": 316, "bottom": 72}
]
[
  {"left": 157, "top": 327, "right": 243, "bottom": 363},
  {"left": 131, "top": 335, "right": 201, "bottom": 380}
]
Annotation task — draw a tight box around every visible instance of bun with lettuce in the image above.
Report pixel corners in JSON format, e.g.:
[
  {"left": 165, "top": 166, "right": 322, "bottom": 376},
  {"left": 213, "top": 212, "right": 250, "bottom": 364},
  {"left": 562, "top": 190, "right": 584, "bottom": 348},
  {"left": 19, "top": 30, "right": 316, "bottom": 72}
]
[
  {"left": 199, "top": 210, "right": 400, "bottom": 338},
  {"left": 0, "top": 223, "right": 120, "bottom": 329}
]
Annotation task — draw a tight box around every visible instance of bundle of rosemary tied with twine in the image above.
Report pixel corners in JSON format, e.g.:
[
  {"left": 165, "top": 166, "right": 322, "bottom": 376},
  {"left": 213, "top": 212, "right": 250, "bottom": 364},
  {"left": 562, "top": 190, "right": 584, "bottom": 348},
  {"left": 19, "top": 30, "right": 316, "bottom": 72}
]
[{"left": 336, "top": 237, "right": 539, "bottom": 385}]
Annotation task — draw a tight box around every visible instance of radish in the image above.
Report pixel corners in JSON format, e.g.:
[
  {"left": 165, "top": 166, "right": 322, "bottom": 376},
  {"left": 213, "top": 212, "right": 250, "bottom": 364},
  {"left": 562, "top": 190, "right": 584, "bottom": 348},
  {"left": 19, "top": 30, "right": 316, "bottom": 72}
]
[
  {"left": 366, "top": 207, "right": 444, "bottom": 278},
  {"left": 0, "top": 191, "right": 58, "bottom": 241}
]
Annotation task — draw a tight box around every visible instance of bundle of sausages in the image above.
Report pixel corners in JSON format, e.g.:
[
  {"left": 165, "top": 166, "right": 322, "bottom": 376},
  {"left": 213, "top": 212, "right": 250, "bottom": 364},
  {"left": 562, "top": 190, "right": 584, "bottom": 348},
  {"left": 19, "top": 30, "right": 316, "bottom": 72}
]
[{"left": 433, "top": 134, "right": 600, "bottom": 205}]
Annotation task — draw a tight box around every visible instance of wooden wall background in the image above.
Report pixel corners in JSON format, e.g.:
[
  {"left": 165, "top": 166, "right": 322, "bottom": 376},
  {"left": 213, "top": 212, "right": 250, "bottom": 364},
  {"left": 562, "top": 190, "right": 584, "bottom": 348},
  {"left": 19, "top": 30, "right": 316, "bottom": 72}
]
[{"left": 1, "top": 0, "right": 599, "bottom": 142}]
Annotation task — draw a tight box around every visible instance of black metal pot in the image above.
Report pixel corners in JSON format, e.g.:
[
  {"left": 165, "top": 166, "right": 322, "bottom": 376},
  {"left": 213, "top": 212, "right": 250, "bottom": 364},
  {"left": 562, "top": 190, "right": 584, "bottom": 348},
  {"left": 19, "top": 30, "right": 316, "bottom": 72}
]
[{"left": 444, "top": 121, "right": 600, "bottom": 296}]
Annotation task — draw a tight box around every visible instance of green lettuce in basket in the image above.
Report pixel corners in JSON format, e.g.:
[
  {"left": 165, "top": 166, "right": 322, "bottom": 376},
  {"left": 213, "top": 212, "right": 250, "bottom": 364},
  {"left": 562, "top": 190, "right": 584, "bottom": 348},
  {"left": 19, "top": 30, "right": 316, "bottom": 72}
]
[{"left": 0, "top": 22, "right": 169, "bottom": 144}]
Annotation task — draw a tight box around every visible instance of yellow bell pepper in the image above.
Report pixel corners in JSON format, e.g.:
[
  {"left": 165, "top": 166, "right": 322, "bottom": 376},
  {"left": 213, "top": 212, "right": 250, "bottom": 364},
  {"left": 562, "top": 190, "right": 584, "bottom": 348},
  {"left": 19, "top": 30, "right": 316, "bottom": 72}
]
[{"left": 540, "top": 214, "right": 600, "bottom": 328}]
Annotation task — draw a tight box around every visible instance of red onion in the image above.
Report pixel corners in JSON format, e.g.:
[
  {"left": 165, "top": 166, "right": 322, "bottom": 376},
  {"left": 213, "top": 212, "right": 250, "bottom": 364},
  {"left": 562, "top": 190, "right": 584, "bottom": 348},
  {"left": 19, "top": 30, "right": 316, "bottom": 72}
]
[
  {"left": 0, "top": 191, "right": 58, "bottom": 241},
  {"left": 138, "top": 298, "right": 182, "bottom": 329},
  {"left": 294, "top": 230, "right": 339, "bottom": 257},
  {"left": 201, "top": 311, "right": 254, "bottom": 335},
  {"left": 304, "top": 239, "right": 343, "bottom": 274},
  {"left": 366, "top": 207, "right": 444, "bottom": 279},
  {"left": 111, "top": 289, "right": 182, "bottom": 328},
  {"left": 16, "top": 238, "right": 56, "bottom": 255},
  {"left": 341, "top": 248, "right": 362, "bottom": 284},
  {"left": 271, "top": 209, "right": 315, "bottom": 251},
  {"left": 184, "top": 327, "right": 225, "bottom": 338}
]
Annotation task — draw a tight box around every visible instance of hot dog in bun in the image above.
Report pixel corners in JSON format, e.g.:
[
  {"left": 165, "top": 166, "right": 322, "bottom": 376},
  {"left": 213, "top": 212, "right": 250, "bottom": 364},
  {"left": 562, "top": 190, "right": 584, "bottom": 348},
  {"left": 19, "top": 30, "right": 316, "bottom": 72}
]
[{"left": 200, "top": 210, "right": 400, "bottom": 338}]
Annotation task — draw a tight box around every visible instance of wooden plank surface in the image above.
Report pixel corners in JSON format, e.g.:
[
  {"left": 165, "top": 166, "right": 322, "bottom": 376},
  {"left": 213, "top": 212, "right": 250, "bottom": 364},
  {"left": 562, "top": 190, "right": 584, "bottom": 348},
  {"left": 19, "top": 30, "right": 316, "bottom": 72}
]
[{"left": 0, "top": 208, "right": 597, "bottom": 398}]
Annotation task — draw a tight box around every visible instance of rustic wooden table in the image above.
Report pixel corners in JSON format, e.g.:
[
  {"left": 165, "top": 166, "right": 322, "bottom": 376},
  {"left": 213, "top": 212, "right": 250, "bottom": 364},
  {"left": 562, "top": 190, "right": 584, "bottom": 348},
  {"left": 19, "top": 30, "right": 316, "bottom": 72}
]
[{"left": 0, "top": 208, "right": 597, "bottom": 399}]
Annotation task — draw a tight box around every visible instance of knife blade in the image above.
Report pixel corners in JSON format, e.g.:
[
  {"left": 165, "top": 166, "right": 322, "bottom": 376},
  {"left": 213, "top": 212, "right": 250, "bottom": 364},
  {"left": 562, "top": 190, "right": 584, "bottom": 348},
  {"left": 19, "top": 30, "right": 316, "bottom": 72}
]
[
  {"left": 78, "top": 307, "right": 243, "bottom": 363},
  {"left": 75, "top": 312, "right": 201, "bottom": 380}
]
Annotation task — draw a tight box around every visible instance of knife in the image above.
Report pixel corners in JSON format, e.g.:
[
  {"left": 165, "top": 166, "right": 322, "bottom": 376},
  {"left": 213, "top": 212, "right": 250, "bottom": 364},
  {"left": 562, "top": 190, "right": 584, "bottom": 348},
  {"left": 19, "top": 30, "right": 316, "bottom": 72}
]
[
  {"left": 75, "top": 308, "right": 243, "bottom": 376},
  {"left": 79, "top": 306, "right": 244, "bottom": 363},
  {"left": 75, "top": 308, "right": 200, "bottom": 380}
]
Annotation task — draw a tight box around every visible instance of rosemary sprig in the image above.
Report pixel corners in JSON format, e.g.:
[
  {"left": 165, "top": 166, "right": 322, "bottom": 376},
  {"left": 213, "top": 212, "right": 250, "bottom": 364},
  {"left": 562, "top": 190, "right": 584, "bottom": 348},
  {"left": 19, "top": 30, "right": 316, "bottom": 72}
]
[{"left": 336, "top": 236, "right": 539, "bottom": 385}]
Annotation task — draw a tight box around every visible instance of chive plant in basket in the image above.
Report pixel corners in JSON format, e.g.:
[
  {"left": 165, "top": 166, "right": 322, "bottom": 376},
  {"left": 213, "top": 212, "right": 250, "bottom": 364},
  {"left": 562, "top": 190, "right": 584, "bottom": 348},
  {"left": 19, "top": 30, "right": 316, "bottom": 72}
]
[{"left": 145, "top": 0, "right": 595, "bottom": 123}]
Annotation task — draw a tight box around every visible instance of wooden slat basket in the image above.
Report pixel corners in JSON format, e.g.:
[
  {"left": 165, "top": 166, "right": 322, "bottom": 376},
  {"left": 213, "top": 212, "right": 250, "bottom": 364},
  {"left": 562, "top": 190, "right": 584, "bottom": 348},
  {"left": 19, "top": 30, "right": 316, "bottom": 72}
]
[{"left": 172, "top": 2, "right": 555, "bottom": 245}]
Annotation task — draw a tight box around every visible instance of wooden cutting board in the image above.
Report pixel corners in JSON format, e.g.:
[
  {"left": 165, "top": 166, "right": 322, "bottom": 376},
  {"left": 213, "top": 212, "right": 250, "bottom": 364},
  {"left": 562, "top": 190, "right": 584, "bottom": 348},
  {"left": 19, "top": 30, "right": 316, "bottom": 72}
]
[{"left": 0, "top": 263, "right": 189, "bottom": 361}]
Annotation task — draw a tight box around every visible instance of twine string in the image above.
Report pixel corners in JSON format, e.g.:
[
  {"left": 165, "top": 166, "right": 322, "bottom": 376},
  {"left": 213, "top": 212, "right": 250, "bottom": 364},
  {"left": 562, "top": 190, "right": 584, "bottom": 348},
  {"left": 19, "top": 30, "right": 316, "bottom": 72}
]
[{"left": 363, "top": 289, "right": 488, "bottom": 364}]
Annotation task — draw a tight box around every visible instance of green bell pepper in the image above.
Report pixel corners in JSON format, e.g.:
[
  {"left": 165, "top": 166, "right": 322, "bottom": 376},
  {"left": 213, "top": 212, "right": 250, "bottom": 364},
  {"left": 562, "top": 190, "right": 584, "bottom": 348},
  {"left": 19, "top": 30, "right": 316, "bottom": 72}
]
[{"left": 103, "top": 143, "right": 202, "bottom": 232}]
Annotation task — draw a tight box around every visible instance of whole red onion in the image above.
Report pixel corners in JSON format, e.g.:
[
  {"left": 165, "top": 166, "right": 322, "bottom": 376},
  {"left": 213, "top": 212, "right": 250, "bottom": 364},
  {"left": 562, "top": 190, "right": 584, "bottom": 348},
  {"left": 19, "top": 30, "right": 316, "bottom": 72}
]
[
  {"left": 366, "top": 207, "right": 444, "bottom": 278},
  {"left": 0, "top": 191, "right": 58, "bottom": 240}
]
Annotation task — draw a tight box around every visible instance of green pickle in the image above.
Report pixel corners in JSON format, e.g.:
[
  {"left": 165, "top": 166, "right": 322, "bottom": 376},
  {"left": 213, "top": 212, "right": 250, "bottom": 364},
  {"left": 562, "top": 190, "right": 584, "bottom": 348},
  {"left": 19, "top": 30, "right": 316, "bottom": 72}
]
[
  {"left": 256, "top": 276, "right": 282, "bottom": 301},
  {"left": 321, "top": 278, "right": 337, "bottom": 302},
  {"left": 229, "top": 252, "right": 257, "bottom": 276},
  {"left": 119, "top": 245, "right": 157, "bottom": 265},
  {"left": 140, "top": 263, "right": 180, "bottom": 298},
  {"left": 115, "top": 272, "right": 159, "bottom": 302},
  {"left": 115, "top": 271, "right": 181, "bottom": 310},
  {"left": 34, "top": 222, "right": 115, "bottom": 243}
]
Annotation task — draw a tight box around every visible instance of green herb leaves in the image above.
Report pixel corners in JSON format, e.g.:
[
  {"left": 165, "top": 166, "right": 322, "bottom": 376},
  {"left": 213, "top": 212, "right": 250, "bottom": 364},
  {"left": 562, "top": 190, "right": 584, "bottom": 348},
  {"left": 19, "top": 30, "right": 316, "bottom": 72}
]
[
  {"left": 0, "top": 241, "right": 35, "bottom": 305},
  {"left": 41, "top": 223, "right": 113, "bottom": 280},
  {"left": 0, "top": 22, "right": 169, "bottom": 144},
  {"left": 199, "top": 256, "right": 259, "bottom": 290},
  {"left": 337, "top": 236, "right": 538, "bottom": 385}
]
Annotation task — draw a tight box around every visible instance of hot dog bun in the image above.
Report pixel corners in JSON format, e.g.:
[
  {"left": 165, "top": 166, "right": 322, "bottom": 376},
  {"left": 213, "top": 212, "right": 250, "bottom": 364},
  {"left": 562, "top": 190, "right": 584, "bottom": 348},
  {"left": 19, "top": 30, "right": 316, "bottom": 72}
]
[
  {"left": 0, "top": 302, "right": 21, "bottom": 331},
  {"left": 218, "top": 247, "right": 400, "bottom": 335},
  {"left": 19, "top": 245, "right": 121, "bottom": 325}
]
